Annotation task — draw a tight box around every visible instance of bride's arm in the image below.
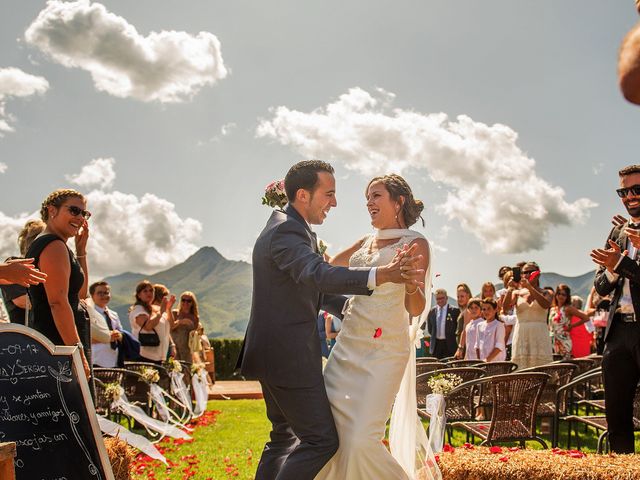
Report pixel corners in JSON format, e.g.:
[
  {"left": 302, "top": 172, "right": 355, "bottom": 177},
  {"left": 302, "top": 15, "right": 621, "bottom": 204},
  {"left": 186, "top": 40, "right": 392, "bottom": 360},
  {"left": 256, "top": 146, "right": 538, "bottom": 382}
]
[
  {"left": 327, "top": 237, "right": 367, "bottom": 267},
  {"left": 404, "top": 238, "right": 429, "bottom": 316}
]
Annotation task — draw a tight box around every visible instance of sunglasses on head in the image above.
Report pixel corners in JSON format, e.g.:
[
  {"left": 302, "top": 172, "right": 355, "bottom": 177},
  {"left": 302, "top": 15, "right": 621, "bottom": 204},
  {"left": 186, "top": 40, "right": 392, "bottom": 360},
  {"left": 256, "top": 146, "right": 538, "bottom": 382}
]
[
  {"left": 181, "top": 298, "right": 193, "bottom": 303},
  {"left": 616, "top": 185, "right": 640, "bottom": 198},
  {"left": 65, "top": 205, "right": 92, "bottom": 219}
]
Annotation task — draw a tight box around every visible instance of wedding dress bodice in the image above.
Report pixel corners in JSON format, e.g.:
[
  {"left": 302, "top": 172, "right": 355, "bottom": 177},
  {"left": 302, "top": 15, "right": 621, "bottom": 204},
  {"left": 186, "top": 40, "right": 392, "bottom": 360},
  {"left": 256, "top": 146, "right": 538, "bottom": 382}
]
[{"left": 339, "top": 234, "right": 412, "bottom": 348}]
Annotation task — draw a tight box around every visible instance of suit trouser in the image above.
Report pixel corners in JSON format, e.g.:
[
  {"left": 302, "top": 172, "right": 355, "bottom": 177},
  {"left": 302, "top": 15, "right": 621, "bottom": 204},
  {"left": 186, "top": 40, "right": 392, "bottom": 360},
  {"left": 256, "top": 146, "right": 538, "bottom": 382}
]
[
  {"left": 602, "top": 320, "right": 640, "bottom": 453},
  {"left": 256, "top": 379, "right": 339, "bottom": 480},
  {"left": 433, "top": 338, "right": 454, "bottom": 359}
]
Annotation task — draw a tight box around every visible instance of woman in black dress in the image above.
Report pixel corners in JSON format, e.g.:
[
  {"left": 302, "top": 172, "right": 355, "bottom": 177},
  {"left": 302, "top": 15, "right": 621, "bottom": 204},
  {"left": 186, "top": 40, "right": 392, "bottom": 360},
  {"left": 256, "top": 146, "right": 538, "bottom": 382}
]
[{"left": 27, "top": 189, "right": 91, "bottom": 378}]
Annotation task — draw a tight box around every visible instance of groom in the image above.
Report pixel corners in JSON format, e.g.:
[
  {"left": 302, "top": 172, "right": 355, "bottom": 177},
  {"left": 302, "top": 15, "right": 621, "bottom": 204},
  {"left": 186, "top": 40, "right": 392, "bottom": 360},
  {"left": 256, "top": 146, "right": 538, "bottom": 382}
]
[{"left": 237, "top": 160, "right": 422, "bottom": 480}]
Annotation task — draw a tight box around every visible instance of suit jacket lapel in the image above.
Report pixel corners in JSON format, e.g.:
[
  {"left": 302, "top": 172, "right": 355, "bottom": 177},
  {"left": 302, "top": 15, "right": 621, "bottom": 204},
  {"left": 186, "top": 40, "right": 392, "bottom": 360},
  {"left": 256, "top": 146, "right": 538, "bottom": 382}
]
[
  {"left": 619, "top": 223, "right": 629, "bottom": 253},
  {"left": 285, "top": 203, "right": 318, "bottom": 252}
]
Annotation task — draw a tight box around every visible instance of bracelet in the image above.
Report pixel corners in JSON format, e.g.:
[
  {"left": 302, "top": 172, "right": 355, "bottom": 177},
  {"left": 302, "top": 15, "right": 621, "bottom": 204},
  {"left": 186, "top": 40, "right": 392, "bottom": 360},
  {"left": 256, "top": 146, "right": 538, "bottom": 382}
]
[
  {"left": 76, "top": 253, "right": 87, "bottom": 258},
  {"left": 405, "top": 286, "right": 420, "bottom": 295}
]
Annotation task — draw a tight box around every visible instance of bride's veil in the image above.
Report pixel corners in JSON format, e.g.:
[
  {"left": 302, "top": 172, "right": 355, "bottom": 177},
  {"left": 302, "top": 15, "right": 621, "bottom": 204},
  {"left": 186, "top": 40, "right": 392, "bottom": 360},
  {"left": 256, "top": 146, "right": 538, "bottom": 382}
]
[{"left": 388, "top": 239, "right": 442, "bottom": 480}]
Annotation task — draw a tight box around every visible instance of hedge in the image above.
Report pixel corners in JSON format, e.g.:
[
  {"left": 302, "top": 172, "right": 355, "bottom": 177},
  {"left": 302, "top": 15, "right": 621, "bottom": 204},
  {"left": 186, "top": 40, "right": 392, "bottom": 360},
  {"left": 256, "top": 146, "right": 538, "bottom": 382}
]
[{"left": 211, "top": 338, "right": 245, "bottom": 380}]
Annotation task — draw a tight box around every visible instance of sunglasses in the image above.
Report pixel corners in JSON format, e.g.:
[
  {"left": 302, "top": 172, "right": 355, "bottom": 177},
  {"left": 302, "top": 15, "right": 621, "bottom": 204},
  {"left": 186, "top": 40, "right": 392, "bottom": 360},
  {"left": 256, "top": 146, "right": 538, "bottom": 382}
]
[
  {"left": 181, "top": 298, "right": 193, "bottom": 303},
  {"left": 616, "top": 185, "right": 640, "bottom": 198},
  {"left": 66, "top": 205, "right": 92, "bottom": 219}
]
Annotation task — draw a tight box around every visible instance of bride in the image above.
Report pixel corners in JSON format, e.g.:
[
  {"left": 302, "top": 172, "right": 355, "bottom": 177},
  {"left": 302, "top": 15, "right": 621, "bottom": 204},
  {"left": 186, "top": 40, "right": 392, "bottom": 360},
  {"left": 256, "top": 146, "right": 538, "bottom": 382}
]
[{"left": 315, "top": 174, "right": 439, "bottom": 480}]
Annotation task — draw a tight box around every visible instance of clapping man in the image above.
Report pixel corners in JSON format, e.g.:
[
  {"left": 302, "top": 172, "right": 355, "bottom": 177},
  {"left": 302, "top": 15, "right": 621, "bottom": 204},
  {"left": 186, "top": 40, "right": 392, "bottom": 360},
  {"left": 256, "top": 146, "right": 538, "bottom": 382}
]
[
  {"left": 427, "top": 288, "right": 460, "bottom": 359},
  {"left": 88, "top": 281, "right": 123, "bottom": 368},
  {"left": 591, "top": 164, "right": 640, "bottom": 453}
]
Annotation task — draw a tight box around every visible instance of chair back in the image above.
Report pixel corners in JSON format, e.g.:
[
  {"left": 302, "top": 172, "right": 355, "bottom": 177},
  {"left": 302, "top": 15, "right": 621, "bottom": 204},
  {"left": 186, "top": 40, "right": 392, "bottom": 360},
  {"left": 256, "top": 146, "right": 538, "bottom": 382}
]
[
  {"left": 561, "top": 358, "right": 597, "bottom": 377},
  {"left": 440, "top": 368, "right": 486, "bottom": 422},
  {"left": 479, "top": 361, "right": 518, "bottom": 376},
  {"left": 124, "top": 361, "right": 172, "bottom": 392},
  {"left": 521, "top": 363, "right": 577, "bottom": 415},
  {"left": 416, "top": 357, "right": 441, "bottom": 363},
  {"left": 485, "top": 372, "right": 549, "bottom": 443},
  {"left": 416, "top": 362, "right": 447, "bottom": 376},
  {"left": 94, "top": 367, "right": 152, "bottom": 412},
  {"left": 445, "top": 359, "right": 484, "bottom": 368},
  {"left": 416, "top": 368, "right": 484, "bottom": 409}
]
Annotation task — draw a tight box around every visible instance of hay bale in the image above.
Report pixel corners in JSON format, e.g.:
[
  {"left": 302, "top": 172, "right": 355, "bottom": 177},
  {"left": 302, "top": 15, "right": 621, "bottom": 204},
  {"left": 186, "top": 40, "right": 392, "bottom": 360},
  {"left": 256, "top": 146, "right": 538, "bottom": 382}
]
[
  {"left": 437, "top": 446, "right": 640, "bottom": 480},
  {"left": 103, "top": 437, "right": 134, "bottom": 480}
]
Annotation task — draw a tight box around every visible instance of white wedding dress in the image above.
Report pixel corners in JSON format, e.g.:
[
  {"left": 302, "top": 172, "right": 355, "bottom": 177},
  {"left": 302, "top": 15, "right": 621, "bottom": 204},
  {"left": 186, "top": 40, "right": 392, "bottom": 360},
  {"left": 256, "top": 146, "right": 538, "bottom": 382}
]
[{"left": 315, "top": 230, "right": 440, "bottom": 480}]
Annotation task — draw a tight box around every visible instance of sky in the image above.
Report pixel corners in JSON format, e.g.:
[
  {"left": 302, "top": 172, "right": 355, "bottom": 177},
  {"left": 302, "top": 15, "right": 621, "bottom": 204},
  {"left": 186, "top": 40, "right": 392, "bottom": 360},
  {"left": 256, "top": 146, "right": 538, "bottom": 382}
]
[{"left": 0, "top": 0, "right": 638, "bottom": 295}]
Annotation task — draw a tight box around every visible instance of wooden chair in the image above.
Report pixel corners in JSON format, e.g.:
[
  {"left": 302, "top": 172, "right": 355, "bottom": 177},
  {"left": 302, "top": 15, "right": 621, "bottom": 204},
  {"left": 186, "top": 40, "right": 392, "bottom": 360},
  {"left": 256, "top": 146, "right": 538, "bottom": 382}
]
[
  {"left": 452, "top": 372, "right": 550, "bottom": 448},
  {"left": 519, "top": 363, "right": 578, "bottom": 447}
]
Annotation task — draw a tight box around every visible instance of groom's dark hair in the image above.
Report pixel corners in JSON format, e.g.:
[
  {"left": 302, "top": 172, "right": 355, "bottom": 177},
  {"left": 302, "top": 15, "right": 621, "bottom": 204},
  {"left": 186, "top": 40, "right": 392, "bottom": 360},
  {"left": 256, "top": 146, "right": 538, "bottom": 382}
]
[{"left": 284, "top": 160, "right": 334, "bottom": 203}]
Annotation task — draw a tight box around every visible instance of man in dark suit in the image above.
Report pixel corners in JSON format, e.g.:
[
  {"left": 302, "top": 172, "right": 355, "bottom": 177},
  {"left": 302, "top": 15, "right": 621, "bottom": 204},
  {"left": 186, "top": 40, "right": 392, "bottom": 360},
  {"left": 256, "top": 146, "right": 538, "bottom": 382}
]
[
  {"left": 426, "top": 288, "right": 460, "bottom": 359},
  {"left": 237, "top": 160, "right": 422, "bottom": 480},
  {"left": 591, "top": 164, "right": 640, "bottom": 453}
]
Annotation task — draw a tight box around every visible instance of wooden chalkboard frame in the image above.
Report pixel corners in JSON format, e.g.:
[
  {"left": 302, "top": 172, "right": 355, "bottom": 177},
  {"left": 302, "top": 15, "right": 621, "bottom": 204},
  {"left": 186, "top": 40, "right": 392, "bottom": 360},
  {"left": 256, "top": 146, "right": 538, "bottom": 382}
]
[{"left": 0, "top": 323, "right": 115, "bottom": 480}]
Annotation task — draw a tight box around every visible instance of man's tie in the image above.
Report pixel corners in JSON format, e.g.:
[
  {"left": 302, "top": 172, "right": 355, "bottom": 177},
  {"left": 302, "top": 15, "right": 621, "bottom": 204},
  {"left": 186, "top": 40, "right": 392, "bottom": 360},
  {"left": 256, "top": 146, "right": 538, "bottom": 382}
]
[
  {"left": 310, "top": 231, "right": 319, "bottom": 254},
  {"left": 103, "top": 309, "right": 117, "bottom": 350}
]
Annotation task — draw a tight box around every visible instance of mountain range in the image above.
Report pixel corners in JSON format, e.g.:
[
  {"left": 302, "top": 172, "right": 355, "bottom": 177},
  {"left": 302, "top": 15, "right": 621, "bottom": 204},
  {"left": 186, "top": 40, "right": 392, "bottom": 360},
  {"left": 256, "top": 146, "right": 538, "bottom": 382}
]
[{"left": 104, "top": 246, "right": 598, "bottom": 338}]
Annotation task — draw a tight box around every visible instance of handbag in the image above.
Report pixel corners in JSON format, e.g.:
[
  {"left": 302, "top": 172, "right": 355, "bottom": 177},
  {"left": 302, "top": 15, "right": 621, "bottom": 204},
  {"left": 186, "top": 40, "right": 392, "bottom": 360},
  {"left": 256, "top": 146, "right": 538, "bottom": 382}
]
[{"left": 138, "top": 318, "right": 160, "bottom": 347}]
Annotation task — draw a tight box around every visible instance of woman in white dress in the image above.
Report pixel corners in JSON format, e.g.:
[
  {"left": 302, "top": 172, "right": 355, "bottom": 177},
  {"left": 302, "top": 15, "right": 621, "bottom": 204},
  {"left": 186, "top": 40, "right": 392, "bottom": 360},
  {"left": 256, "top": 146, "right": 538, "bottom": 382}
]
[
  {"left": 503, "top": 262, "right": 553, "bottom": 369},
  {"left": 315, "top": 174, "right": 438, "bottom": 480}
]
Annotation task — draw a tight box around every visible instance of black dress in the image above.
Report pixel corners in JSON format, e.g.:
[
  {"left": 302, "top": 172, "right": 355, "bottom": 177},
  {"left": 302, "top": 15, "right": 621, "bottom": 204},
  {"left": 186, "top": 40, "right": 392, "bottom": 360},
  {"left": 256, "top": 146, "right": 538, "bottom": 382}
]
[{"left": 26, "top": 234, "right": 90, "bottom": 352}]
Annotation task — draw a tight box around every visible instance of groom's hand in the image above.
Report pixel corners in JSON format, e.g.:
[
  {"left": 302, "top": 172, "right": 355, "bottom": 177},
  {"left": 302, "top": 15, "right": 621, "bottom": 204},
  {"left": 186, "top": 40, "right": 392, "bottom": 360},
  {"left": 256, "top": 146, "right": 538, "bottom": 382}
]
[{"left": 376, "top": 243, "right": 425, "bottom": 287}]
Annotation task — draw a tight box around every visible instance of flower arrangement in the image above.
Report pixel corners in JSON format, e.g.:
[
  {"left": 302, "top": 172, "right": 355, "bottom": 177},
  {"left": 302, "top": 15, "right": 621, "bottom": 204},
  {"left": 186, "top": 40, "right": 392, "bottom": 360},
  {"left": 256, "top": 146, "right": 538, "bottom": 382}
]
[
  {"left": 262, "top": 179, "right": 287, "bottom": 209},
  {"left": 191, "top": 362, "right": 206, "bottom": 375},
  {"left": 140, "top": 367, "right": 160, "bottom": 384},
  {"left": 427, "top": 373, "right": 463, "bottom": 395},
  {"left": 103, "top": 382, "right": 124, "bottom": 403},
  {"left": 318, "top": 239, "right": 328, "bottom": 256},
  {"left": 164, "top": 357, "right": 182, "bottom": 374}
]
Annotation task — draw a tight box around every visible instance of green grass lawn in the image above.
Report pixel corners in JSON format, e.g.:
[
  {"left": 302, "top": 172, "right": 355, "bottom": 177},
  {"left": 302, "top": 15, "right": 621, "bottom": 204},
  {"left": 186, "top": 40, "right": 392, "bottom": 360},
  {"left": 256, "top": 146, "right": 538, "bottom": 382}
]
[{"left": 130, "top": 400, "right": 640, "bottom": 479}]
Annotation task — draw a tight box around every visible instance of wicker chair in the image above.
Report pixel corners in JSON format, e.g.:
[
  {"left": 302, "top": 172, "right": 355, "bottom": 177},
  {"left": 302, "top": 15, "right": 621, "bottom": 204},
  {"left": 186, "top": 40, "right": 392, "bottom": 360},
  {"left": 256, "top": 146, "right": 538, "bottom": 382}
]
[
  {"left": 565, "top": 383, "right": 640, "bottom": 453},
  {"left": 445, "top": 359, "right": 484, "bottom": 368},
  {"left": 452, "top": 372, "right": 550, "bottom": 448},
  {"left": 519, "top": 363, "right": 578, "bottom": 447},
  {"left": 553, "top": 368, "right": 603, "bottom": 448},
  {"left": 416, "top": 356, "right": 441, "bottom": 363},
  {"left": 417, "top": 368, "right": 485, "bottom": 443},
  {"left": 416, "top": 362, "right": 447, "bottom": 376},
  {"left": 475, "top": 362, "right": 519, "bottom": 411},
  {"left": 94, "top": 367, "right": 152, "bottom": 417}
]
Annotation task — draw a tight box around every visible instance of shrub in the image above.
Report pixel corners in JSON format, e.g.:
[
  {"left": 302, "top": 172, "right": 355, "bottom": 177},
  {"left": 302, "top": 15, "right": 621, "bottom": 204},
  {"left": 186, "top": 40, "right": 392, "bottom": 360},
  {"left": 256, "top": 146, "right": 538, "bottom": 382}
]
[{"left": 211, "top": 338, "right": 246, "bottom": 380}]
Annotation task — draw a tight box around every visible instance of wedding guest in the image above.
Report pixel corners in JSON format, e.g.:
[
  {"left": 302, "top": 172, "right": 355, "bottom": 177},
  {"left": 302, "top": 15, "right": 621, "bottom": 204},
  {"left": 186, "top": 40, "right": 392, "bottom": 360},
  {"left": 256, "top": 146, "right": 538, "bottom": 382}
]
[
  {"left": 88, "top": 281, "right": 123, "bottom": 368},
  {"left": 570, "top": 295, "right": 593, "bottom": 358},
  {"left": 479, "top": 281, "right": 497, "bottom": 300},
  {"left": 25, "top": 189, "right": 91, "bottom": 378},
  {"left": 591, "top": 163, "right": 640, "bottom": 453},
  {"left": 586, "top": 286, "right": 611, "bottom": 355},
  {"left": 317, "top": 311, "right": 330, "bottom": 358},
  {"left": 455, "top": 282, "right": 472, "bottom": 346},
  {"left": 325, "top": 312, "right": 339, "bottom": 351},
  {"left": 130, "top": 281, "right": 174, "bottom": 364},
  {"left": 427, "top": 288, "right": 460, "bottom": 359},
  {"left": 454, "top": 283, "right": 473, "bottom": 359},
  {"left": 549, "top": 284, "right": 589, "bottom": 360},
  {"left": 153, "top": 284, "right": 177, "bottom": 359},
  {"left": 1, "top": 219, "right": 46, "bottom": 323},
  {"left": 475, "top": 298, "right": 506, "bottom": 362},
  {"left": 195, "top": 324, "right": 215, "bottom": 384},
  {"left": 171, "top": 291, "right": 199, "bottom": 362},
  {"left": 461, "top": 298, "right": 483, "bottom": 360},
  {"left": 495, "top": 266, "right": 512, "bottom": 300},
  {"left": 619, "top": 2, "right": 640, "bottom": 104},
  {"left": 504, "top": 261, "right": 553, "bottom": 369},
  {"left": 0, "top": 258, "right": 46, "bottom": 287}
]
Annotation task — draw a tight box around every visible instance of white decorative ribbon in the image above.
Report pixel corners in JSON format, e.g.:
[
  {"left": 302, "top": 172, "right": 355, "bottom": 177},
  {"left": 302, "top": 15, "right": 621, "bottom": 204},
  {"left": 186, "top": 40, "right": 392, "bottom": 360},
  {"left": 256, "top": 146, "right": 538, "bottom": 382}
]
[
  {"left": 112, "top": 393, "right": 191, "bottom": 440},
  {"left": 98, "top": 416, "right": 168, "bottom": 465},
  {"left": 169, "top": 371, "right": 193, "bottom": 417},
  {"left": 149, "top": 383, "right": 170, "bottom": 422},
  {"left": 425, "top": 393, "right": 446, "bottom": 454},
  {"left": 191, "top": 370, "right": 209, "bottom": 418}
]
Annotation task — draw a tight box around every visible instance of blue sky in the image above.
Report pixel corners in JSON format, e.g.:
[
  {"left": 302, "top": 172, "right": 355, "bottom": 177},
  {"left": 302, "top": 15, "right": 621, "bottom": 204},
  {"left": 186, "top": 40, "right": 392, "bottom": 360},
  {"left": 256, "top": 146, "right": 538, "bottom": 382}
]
[{"left": 0, "top": 0, "right": 638, "bottom": 295}]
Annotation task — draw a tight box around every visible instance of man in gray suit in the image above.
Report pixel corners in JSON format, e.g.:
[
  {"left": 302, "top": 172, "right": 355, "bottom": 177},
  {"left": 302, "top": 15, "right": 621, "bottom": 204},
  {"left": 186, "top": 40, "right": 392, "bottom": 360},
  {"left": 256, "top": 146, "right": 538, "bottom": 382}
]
[{"left": 238, "top": 160, "right": 422, "bottom": 480}]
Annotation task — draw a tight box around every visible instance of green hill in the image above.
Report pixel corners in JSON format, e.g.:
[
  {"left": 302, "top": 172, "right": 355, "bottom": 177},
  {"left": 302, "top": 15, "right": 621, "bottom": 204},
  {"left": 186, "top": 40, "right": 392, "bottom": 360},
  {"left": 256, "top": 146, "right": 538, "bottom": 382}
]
[{"left": 104, "top": 246, "right": 252, "bottom": 338}]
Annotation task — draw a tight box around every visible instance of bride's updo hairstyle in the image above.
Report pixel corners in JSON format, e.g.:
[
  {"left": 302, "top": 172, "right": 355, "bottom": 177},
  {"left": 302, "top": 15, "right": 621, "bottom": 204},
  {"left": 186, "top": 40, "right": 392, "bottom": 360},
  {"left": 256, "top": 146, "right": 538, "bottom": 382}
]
[{"left": 366, "top": 174, "right": 425, "bottom": 227}]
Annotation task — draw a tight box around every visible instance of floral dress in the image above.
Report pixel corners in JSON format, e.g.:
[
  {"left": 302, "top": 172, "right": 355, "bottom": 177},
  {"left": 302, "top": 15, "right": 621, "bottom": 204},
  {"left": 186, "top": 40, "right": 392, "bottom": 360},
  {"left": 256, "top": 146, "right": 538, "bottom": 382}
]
[{"left": 549, "top": 306, "right": 572, "bottom": 359}]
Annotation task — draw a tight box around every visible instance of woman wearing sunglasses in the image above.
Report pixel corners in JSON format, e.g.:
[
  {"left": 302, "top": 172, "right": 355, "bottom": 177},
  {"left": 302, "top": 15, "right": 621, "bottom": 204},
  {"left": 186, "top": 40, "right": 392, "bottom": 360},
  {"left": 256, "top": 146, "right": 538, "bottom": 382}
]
[
  {"left": 171, "top": 291, "right": 200, "bottom": 362},
  {"left": 26, "top": 189, "right": 92, "bottom": 379},
  {"left": 503, "top": 261, "right": 553, "bottom": 369}
]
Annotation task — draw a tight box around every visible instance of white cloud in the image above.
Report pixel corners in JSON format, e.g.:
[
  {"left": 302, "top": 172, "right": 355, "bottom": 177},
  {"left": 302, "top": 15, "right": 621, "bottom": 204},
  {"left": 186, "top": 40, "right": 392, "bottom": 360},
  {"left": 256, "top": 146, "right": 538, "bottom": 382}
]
[
  {"left": 25, "top": 0, "right": 227, "bottom": 103},
  {"left": 0, "top": 163, "right": 7, "bottom": 173},
  {"left": 66, "top": 157, "right": 116, "bottom": 190},
  {"left": 0, "top": 159, "right": 202, "bottom": 276},
  {"left": 220, "top": 122, "right": 236, "bottom": 136},
  {"left": 257, "top": 87, "right": 597, "bottom": 254},
  {"left": 0, "top": 67, "right": 49, "bottom": 134},
  {"left": 592, "top": 162, "right": 604, "bottom": 175}
]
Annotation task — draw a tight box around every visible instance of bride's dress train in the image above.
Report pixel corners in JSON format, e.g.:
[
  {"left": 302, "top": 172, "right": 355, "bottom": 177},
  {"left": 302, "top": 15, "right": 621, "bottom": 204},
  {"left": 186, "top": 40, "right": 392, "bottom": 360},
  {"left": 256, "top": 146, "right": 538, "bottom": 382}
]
[{"left": 315, "top": 230, "right": 439, "bottom": 480}]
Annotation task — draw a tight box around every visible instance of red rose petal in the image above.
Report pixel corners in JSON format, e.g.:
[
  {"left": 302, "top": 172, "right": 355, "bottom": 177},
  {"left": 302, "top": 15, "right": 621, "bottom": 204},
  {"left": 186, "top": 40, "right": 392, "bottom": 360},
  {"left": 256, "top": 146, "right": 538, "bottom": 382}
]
[
  {"left": 373, "top": 328, "right": 382, "bottom": 338},
  {"left": 499, "top": 456, "right": 509, "bottom": 462},
  {"left": 463, "top": 443, "right": 474, "bottom": 449},
  {"left": 489, "top": 446, "right": 503, "bottom": 454},
  {"left": 508, "top": 447, "right": 519, "bottom": 452},
  {"left": 443, "top": 444, "right": 455, "bottom": 453}
]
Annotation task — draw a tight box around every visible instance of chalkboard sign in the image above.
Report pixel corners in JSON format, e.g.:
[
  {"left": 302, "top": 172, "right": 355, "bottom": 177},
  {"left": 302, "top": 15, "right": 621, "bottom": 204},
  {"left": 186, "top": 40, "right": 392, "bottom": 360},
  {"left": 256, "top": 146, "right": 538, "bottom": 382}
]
[{"left": 0, "top": 323, "right": 114, "bottom": 480}]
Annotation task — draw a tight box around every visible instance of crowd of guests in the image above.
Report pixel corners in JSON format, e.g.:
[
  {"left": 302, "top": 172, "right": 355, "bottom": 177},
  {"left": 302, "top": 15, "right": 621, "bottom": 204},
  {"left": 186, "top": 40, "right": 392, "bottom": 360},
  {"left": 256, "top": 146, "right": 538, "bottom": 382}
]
[
  {"left": 419, "top": 261, "right": 610, "bottom": 367},
  {"left": 0, "top": 188, "right": 216, "bottom": 393}
]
